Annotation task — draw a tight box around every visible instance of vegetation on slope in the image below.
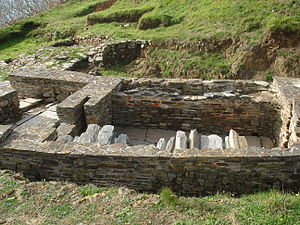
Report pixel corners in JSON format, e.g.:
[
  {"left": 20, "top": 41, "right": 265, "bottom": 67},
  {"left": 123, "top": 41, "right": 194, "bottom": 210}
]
[
  {"left": 0, "top": 170, "right": 300, "bottom": 224},
  {"left": 0, "top": 0, "right": 299, "bottom": 61}
]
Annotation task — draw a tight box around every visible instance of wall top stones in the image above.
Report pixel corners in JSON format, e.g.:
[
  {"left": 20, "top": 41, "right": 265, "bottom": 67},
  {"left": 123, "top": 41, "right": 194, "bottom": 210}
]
[
  {"left": 10, "top": 68, "right": 96, "bottom": 84},
  {"left": 0, "top": 81, "right": 16, "bottom": 97}
]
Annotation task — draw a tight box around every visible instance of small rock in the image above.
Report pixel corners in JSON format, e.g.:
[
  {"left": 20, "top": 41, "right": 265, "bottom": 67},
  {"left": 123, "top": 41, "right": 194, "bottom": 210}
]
[
  {"left": 115, "top": 133, "right": 129, "bottom": 144},
  {"left": 189, "top": 129, "right": 200, "bottom": 149}
]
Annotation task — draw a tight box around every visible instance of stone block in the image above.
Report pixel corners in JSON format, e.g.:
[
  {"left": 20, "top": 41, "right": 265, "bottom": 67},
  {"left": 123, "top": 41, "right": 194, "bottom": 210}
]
[
  {"left": 189, "top": 129, "right": 200, "bottom": 149},
  {"left": 156, "top": 138, "right": 166, "bottom": 150},
  {"left": 166, "top": 137, "right": 175, "bottom": 152},
  {"left": 229, "top": 129, "right": 240, "bottom": 149},
  {"left": 175, "top": 131, "right": 187, "bottom": 150},
  {"left": 97, "top": 125, "right": 115, "bottom": 144}
]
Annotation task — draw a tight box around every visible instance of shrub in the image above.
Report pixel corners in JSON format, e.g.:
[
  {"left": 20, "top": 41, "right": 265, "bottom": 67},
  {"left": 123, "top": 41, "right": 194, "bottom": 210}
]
[
  {"left": 87, "top": 6, "right": 155, "bottom": 25},
  {"left": 138, "top": 13, "right": 174, "bottom": 30}
]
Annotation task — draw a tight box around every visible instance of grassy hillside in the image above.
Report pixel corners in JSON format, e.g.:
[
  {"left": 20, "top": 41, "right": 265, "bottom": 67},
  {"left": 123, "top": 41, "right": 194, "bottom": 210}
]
[
  {"left": 0, "top": 170, "right": 300, "bottom": 224},
  {"left": 0, "top": 0, "right": 299, "bottom": 61}
]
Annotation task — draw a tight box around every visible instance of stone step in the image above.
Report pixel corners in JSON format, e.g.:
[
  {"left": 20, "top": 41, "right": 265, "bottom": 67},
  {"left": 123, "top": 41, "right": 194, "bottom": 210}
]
[
  {"left": 0, "top": 125, "right": 13, "bottom": 143},
  {"left": 19, "top": 98, "right": 42, "bottom": 112}
]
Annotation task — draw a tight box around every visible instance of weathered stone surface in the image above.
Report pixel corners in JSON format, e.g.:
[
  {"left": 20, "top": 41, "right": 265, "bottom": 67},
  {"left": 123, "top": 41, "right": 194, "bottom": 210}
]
[
  {"left": 73, "top": 136, "right": 79, "bottom": 142},
  {"left": 78, "top": 124, "right": 101, "bottom": 144},
  {"left": 239, "top": 136, "right": 261, "bottom": 149},
  {"left": 225, "top": 136, "right": 230, "bottom": 149},
  {"left": 156, "top": 138, "right": 166, "bottom": 150},
  {"left": 0, "top": 125, "right": 13, "bottom": 143},
  {"left": 189, "top": 129, "right": 200, "bottom": 149},
  {"left": 97, "top": 125, "right": 115, "bottom": 144},
  {"left": 175, "top": 131, "right": 187, "bottom": 150},
  {"left": 57, "top": 135, "right": 74, "bottom": 143},
  {"left": 208, "top": 134, "right": 223, "bottom": 149},
  {"left": 115, "top": 133, "right": 129, "bottom": 144},
  {"left": 19, "top": 98, "right": 42, "bottom": 112},
  {"left": 166, "top": 137, "right": 175, "bottom": 152},
  {"left": 260, "top": 136, "right": 274, "bottom": 149},
  {"left": 0, "top": 81, "right": 19, "bottom": 122},
  {"left": 229, "top": 129, "right": 240, "bottom": 149},
  {"left": 200, "top": 135, "right": 209, "bottom": 149}
]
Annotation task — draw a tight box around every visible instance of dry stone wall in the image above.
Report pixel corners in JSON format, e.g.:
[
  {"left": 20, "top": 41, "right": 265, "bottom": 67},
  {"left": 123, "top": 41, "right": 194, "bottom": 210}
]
[
  {"left": 1, "top": 68, "right": 300, "bottom": 195},
  {"left": 113, "top": 79, "right": 281, "bottom": 142},
  {"left": 0, "top": 81, "right": 19, "bottom": 123},
  {"left": 0, "top": 143, "right": 300, "bottom": 196},
  {"left": 9, "top": 68, "right": 93, "bottom": 102}
]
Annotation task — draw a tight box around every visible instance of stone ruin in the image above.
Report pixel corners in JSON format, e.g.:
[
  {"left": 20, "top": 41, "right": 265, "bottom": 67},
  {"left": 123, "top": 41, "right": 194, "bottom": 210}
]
[{"left": 0, "top": 67, "right": 300, "bottom": 195}]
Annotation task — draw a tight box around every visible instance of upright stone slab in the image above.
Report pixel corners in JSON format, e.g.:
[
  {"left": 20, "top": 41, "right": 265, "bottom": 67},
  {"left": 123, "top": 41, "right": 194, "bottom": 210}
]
[
  {"left": 189, "top": 129, "right": 200, "bottom": 149},
  {"left": 200, "top": 135, "right": 209, "bottom": 149},
  {"left": 156, "top": 138, "right": 166, "bottom": 150},
  {"left": 78, "top": 124, "right": 101, "bottom": 144},
  {"left": 175, "top": 131, "right": 187, "bottom": 150},
  {"left": 166, "top": 137, "right": 175, "bottom": 152},
  {"left": 239, "top": 136, "right": 261, "bottom": 149},
  {"left": 115, "top": 133, "right": 129, "bottom": 144},
  {"left": 208, "top": 134, "right": 223, "bottom": 149},
  {"left": 229, "top": 129, "right": 240, "bottom": 149},
  {"left": 225, "top": 136, "right": 230, "bottom": 149},
  {"left": 97, "top": 125, "right": 115, "bottom": 144}
]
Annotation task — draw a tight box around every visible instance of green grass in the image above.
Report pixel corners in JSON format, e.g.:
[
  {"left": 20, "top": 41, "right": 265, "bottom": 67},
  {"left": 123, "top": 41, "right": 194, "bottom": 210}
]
[
  {"left": 0, "top": 170, "right": 299, "bottom": 224},
  {"left": 0, "top": 0, "right": 299, "bottom": 61},
  {"left": 87, "top": 6, "right": 155, "bottom": 25},
  {"left": 147, "top": 48, "right": 234, "bottom": 79}
]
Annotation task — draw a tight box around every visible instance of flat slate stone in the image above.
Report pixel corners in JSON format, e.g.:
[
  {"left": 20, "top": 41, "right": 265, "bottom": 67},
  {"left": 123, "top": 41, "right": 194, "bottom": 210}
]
[
  {"left": 0, "top": 125, "right": 13, "bottom": 143},
  {"left": 40, "top": 111, "right": 59, "bottom": 120},
  {"left": 189, "top": 129, "right": 200, "bottom": 149},
  {"left": 175, "top": 131, "right": 187, "bottom": 150}
]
